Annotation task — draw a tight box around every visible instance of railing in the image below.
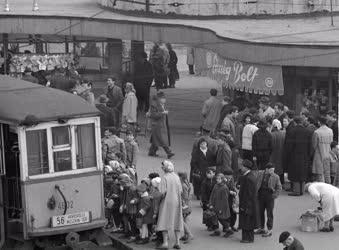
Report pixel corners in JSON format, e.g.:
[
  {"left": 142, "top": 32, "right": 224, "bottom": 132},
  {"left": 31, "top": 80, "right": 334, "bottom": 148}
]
[{"left": 99, "top": 0, "right": 339, "bottom": 17}]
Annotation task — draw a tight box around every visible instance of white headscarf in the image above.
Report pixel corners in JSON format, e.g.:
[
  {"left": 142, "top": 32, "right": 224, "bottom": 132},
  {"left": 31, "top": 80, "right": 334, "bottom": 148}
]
[
  {"left": 272, "top": 119, "right": 282, "bottom": 130},
  {"left": 151, "top": 177, "right": 161, "bottom": 188},
  {"left": 162, "top": 160, "right": 174, "bottom": 173}
]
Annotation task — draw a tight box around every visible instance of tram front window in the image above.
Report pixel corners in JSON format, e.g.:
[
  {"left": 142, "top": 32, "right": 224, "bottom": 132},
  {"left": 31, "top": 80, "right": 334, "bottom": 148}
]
[
  {"left": 26, "top": 130, "right": 49, "bottom": 176},
  {"left": 52, "top": 126, "right": 72, "bottom": 172}
]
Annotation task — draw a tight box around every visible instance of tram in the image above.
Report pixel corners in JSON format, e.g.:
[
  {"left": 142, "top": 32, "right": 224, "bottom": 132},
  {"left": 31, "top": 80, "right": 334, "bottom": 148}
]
[{"left": 0, "top": 75, "right": 110, "bottom": 249}]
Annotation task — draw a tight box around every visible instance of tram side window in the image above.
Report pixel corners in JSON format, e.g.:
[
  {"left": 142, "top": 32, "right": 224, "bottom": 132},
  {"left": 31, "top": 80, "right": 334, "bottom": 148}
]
[
  {"left": 52, "top": 126, "right": 72, "bottom": 172},
  {"left": 75, "top": 124, "right": 96, "bottom": 169},
  {"left": 26, "top": 130, "right": 49, "bottom": 176}
]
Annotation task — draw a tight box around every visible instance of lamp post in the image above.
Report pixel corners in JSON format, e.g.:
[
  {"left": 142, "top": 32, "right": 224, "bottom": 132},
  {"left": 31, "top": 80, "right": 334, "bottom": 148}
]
[
  {"left": 330, "top": 0, "right": 334, "bottom": 26},
  {"left": 4, "top": 0, "right": 10, "bottom": 12},
  {"left": 32, "top": 0, "right": 38, "bottom": 11}
]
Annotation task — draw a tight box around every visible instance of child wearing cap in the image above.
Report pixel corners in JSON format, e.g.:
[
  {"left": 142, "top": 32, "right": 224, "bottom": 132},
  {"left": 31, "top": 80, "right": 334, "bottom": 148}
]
[
  {"left": 209, "top": 173, "right": 233, "bottom": 238},
  {"left": 255, "top": 162, "right": 282, "bottom": 237},
  {"left": 224, "top": 169, "right": 238, "bottom": 232},
  {"left": 136, "top": 183, "right": 153, "bottom": 244},
  {"left": 279, "top": 231, "right": 304, "bottom": 250}
]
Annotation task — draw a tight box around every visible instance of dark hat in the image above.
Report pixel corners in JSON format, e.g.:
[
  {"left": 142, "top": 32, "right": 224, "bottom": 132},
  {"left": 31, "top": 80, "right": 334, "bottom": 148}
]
[
  {"left": 242, "top": 159, "right": 253, "bottom": 170},
  {"left": 136, "top": 183, "right": 147, "bottom": 193},
  {"left": 265, "top": 162, "right": 274, "bottom": 169},
  {"left": 257, "top": 119, "right": 267, "bottom": 128},
  {"left": 223, "top": 168, "right": 234, "bottom": 176},
  {"left": 206, "top": 167, "right": 216, "bottom": 173},
  {"left": 259, "top": 96, "right": 270, "bottom": 105},
  {"left": 157, "top": 91, "right": 166, "bottom": 98},
  {"left": 279, "top": 231, "right": 290, "bottom": 243}
]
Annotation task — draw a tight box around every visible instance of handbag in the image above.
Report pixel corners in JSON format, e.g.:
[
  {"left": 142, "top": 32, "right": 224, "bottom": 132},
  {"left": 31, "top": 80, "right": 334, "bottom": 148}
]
[{"left": 203, "top": 209, "right": 217, "bottom": 225}]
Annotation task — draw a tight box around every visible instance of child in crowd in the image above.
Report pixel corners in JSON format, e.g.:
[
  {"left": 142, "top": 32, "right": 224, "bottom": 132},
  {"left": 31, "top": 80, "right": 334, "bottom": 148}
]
[
  {"left": 224, "top": 169, "right": 238, "bottom": 232},
  {"left": 125, "top": 130, "right": 139, "bottom": 170},
  {"left": 329, "top": 141, "right": 339, "bottom": 186},
  {"left": 209, "top": 173, "right": 233, "bottom": 238},
  {"left": 201, "top": 168, "right": 216, "bottom": 211},
  {"left": 201, "top": 167, "right": 217, "bottom": 231},
  {"left": 119, "top": 174, "right": 139, "bottom": 242},
  {"left": 178, "top": 172, "right": 194, "bottom": 244},
  {"left": 149, "top": 177, "right": 162, "bottom": 245},
  {"left": 256, "top": 163, "right": 282, "bottom": 237},
  {"left": 136, "top": 183, "right": 153, "bottom": 244}
]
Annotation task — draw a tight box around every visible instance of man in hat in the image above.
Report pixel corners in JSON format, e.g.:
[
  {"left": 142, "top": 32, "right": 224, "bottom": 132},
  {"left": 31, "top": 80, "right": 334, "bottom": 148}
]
[
  {"left": 216, "top": 96, "right": 232, "bottom": 131},
  {"left": 287, "top": 116, "right": 312, "bottom": 196},
  {"left": 96, "top": 95, "right": 115, "bottom": 129},
  {"left": 238, "top": 159, "right": 260, "bottom": 243},
  {"left": 102, "top": 127, "right": 126, "bottom": 165},
  {"left": 252, "top": 119, "right": 273, "bottom": 170},
  {"left": 148, "top": 92, "right": 174, "bottom": 159},
  {"left": 133, "top": 51, "right": 153, "bottom": 112},
  {"left": 201, "top": 88, "right": 222, "bottom": 134},
  {"left": 258, "top": 96, "right": 275, "bottom": 120},
  {"left": 279, "top": 231, "right": 304, "bottom": 250},
  {"left": 106, "top": 77, "right": 124, "bottom": 128},
  {"left": 255, "top": 163, "right": 282, "bottom": 237}
]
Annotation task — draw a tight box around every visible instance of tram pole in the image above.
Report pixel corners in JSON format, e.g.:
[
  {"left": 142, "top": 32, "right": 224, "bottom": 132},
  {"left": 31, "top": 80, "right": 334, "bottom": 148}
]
[
  {"left": 3, "top": 33, "right": 8, "bottom": 75},
  {"left": 330, "top": 0, "right": 334, "bottom": 26},
  {"left": 32, "top": 0, "right": 38, "bottom": 11}
]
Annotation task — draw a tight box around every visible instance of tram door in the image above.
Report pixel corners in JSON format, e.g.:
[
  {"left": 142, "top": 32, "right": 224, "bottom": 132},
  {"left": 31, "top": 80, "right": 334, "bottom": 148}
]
[{"left": 1, "top": 124, "right": 23, "bottom": 240}]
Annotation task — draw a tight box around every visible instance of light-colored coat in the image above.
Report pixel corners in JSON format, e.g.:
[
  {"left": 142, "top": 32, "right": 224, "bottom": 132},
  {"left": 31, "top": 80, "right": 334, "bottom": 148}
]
[
  {"left": 202, "top": 96, "right": 222, "bottom": 132},
  {"left": 308, "top": 182, "right": 339, "bottom": 221},
  {"left": 156, "top": 172, "right": 184, "bottom": 232},
  {"left": 186, "top": 48, "right": 194, "bottom": 65},
  {"left": 122, "top": 91, "right": 138, "bottom": 123},
  {"left": 312, "top": 125, "right": 333, "bottom": 175}
]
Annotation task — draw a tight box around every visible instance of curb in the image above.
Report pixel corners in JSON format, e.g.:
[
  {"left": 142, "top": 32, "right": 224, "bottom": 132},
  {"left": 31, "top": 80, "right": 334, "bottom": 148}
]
[{"left": 105, "top": 232, "right": 134, "bottom": 250}]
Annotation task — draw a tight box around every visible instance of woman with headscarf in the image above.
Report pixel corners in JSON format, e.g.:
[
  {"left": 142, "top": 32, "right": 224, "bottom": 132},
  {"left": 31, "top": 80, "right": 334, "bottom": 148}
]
[
  {"left": 269, "top": 119, "right": 286, "bottom": 185},
  {"left": 305, "top": 182, "right": 339, "bottom": 232},
  {"left": 156, "top": 160, "right": 184, "bottom": 249}
]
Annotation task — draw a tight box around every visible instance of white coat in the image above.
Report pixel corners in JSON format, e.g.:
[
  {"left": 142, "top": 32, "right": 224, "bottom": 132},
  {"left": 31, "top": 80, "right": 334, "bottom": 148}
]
[{"left": 308, "top": 182, "right": 339, "bottom": 221}]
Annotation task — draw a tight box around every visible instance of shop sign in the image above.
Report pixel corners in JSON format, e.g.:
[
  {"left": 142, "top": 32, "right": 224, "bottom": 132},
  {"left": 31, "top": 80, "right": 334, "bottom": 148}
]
[{"left": 205, "top": 51, "right": 284, "bottom": 95}]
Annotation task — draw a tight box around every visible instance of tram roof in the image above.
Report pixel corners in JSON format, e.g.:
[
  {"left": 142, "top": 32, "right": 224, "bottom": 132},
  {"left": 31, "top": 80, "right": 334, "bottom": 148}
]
[{"left": 0, "top": 75, "right": 99, "bottom": 125}]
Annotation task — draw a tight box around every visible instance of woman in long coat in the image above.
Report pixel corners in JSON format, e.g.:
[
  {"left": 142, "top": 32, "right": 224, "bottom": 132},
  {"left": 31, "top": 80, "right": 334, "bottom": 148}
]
[
  {"left": 148, "top": 92, "right": 174, "bottom": 159},
  {"left": 269, "top": 119, "right": 286, "bottom": 183},
  {"left": 288, "top": 117, "right": 313, "bottom": 195},
  {"left": 306, "top": 182, "right": 339, "bottom": 232},
  {"left": 238, "top": 160, "right": 260, "bottom": 243},
  {"left": 157, "top": 160, "right": 184, "bottom": 249},
  {"left": 190, "top": 137, "right": 215, "bottom": 199}
]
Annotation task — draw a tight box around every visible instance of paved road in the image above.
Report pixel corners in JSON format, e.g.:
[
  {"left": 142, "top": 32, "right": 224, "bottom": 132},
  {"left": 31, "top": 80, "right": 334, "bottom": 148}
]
[{"left": 96, "top": 74, "right": 337, "bottom": 250}]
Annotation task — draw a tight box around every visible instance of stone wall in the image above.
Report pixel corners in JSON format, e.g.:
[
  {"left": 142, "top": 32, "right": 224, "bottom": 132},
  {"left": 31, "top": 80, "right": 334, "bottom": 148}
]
[{"left": 98, "top": 0, "right": 339, "bottom": 16}]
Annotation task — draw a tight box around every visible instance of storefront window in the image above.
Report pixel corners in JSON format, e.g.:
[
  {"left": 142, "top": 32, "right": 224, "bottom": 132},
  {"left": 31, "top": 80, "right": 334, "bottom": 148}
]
[
  {"left": 75, "top": 124, "right": 96, "bottom": 169},
  {"left": 26, "top": 130, "right": 49, "bottom": 176}
]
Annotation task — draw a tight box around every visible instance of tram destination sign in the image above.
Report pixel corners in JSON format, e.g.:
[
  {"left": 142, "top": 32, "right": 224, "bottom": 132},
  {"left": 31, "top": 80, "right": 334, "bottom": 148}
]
[{"left": 51, "top": 211, "right": 91, "bottom": 228}]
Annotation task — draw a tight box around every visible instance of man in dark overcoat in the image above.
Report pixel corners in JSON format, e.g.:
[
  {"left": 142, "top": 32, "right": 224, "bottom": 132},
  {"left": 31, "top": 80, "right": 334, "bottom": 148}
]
[
  {"left": 148, "top": 92, "right": 174, "bottom": 159},
  {"left": 133, "top": 52, "right": 154, "bottom": 112},
  {"left": 106, "top": 77, "right": 124, "bottom": 128},
  {"left": 252, "top": 119, "right": 273, "bottom": 170},
  {"left": 287, "top": 116, "right": 313, "bottom": 196},
  {"left": 238, "top": 160, "right": 260, "bottom": 243}
]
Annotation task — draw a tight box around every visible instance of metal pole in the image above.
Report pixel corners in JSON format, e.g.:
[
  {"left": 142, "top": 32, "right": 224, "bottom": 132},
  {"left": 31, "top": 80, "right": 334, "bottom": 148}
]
[
  {"left": 3, "top": 34, "right": 8, "bottom": 75},
  {"left": 4, "top": 0, "right": 9, "bottom": 12},
  {"left": 330, "top": 0, "right": 334, "bottom": 26}
]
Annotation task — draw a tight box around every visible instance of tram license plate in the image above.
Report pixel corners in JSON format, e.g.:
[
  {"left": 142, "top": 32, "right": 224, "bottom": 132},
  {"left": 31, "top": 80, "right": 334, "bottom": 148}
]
[{"left": 52, "top": 211, "right": 91, "bottom": 228}]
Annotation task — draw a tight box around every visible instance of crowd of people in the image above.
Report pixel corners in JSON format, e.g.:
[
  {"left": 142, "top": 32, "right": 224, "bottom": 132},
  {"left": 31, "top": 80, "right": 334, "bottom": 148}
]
[{"left": 187, "top": 87, "right": 339, "bottom": 246}]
